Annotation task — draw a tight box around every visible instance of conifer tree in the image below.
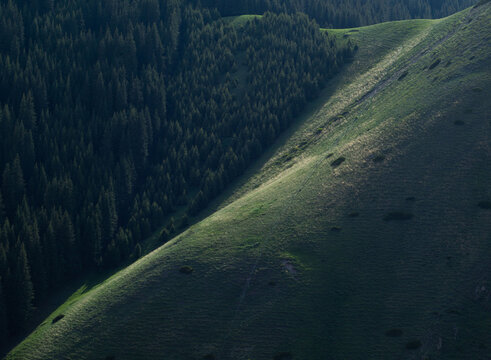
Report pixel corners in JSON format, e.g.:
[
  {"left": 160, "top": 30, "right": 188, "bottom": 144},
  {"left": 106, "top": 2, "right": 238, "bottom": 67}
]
[
  {"left": 7, "top": 243, "right": 34, "bottom": 334},
  {"left": 18, "top": 92, "right": 37, "bottom": 131},
  {"left": 2, "top": 156, "right": 25, "bottom": 214},
  {"left": 0, "top": 192, "right": 5, "bottom": 224},
  {"left": 0, "top": 279, "right": 7, "bottom": 347}
]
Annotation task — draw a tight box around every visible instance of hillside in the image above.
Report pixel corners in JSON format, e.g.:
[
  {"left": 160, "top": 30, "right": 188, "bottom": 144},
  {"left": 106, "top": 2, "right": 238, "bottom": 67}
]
[{"left": 6, "top": 3, "right": 491, "bottom": 360}]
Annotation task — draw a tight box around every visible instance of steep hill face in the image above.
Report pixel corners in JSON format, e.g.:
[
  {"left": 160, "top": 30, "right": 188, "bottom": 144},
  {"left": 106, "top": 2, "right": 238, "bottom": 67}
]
[{"left": 7, "top": 3, "right": 491, "bottom": 360}]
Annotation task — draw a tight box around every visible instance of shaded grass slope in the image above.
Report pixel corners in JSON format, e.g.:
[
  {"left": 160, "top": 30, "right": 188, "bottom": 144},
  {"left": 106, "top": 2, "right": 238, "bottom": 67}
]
[{"left": 7, "top": 4, "right": 491, "bottom": 360}]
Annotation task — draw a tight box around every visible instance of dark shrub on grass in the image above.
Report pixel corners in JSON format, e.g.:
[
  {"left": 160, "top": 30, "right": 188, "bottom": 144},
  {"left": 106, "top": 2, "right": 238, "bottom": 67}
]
[
  {"left": 348, "top": 212, "right": 360, "bottom": 217},
  {"left": 398, "top": 70, "right": 408, "bottom": 81},
  {"left": 274, "top": 352, "right": 293, "bottom": 360},
  {"left": 373, "top": 155, "right": 385, "bottom": 163},
  {"left": 454, "top": 120, "right": 465, "bottom": 126},
  {"left": 385, "top": 328, "right": 403, "bottom": 337},
  {"left": 331, "top": 226, "right": 342, "bottom": 232},
  {"left": 268, "top": 281, "right": 277, "bottom": 286},
  {"left": 472, "top": 87, "right": 483, "bottom": 92},
  {"left": 331, "top": 157, "right": 346, "bottom": 168},
  {"left": 405, "top": 340, "right": 422, "bottom": 350},
  {"left": 405, "top": 197, "right": 416, "bottom": 201},
  {"left": 179, "top": 266, "right": 193, "bottom": 274},
  {"left": 105, "top": 356, "right": 116, "bottom": 360},
  {"left": 478, "top": 201, "right": 491, "bottom": 209},
  {"left": 384, "top": 212, "right": 413, "bottom": 221},
  {"left": 52, "top": 314, "right": 65, "bottom": 324},
  {"left": 203, "top": 354, "right": 216, "bottom": 360},
  {"left": 428, "top": 59, "right": 441, "bottom": 70}
]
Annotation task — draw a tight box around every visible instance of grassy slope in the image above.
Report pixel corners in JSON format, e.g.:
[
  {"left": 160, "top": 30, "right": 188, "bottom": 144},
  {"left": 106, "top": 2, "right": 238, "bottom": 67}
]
[{"left": 7, "top": 4, "right": 491, "bottom": 360}]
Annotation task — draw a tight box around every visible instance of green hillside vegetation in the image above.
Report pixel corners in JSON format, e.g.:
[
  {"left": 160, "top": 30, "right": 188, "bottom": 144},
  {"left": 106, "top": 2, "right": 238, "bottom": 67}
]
[
  {"left": 7, "top": 3, "right": 491, "bottom": 360},
  {"left": 0, "top": 0, "right": 352, "bottom": 345},
  {"left": 196, "top": 0, "right": 477, "bottom": 28}
]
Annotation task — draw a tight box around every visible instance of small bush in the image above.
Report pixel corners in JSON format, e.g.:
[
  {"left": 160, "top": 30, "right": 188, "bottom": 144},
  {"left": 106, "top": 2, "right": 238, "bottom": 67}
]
[
  {"left": 105, "top": 357, "right": 116, "bottom": 360},
  {"left": 274, "top": 352, "right": 293, "bottom": 360},
  {"left": 405, "top": 340, "right": 422, "bottom": 350},
  {"left": 405, "top": 197, "right": 416, "bottom": 202},
  {"left": 478, "top": 201, "right": 491, "bottom": 209},
  {"left": 373, "top": 155, "right": 385, "bottom": 163},
  {"left": 179, "top": 266, "right": 193, "bottom": 274},
  {"left": 331, "top": 226, "right": 342, "bottom": 232},
  {"left": 428, "top": 59, "right": 441, "bottom": 70},
  {"left": 398, "top": 70, "right": 408, "bottom": 81},
  {"left": 268, "top": 281, "right": 277, "bottom": 286},
  {"left": 331, "top": 157, "right": 346, "bottom": 168},
  {"left": 52, "top": 314, "right": 65, "bottom": 324},
  {"left": 472, "top": 87, "right": 483, "bottom": 93},
  {"left": 203, "top": 354, "right": 216, "bottom": 360},
  {"left": 384, "top": 212, "right": 413, "bottom": 221},
  {"left": 454, "top": 120, "right": 465, "bottom": 126},
  {"left": 348, "top": 212, "right": 360, "bottom": 217},
  {"left": 385, "top": 329, "right": 403, "bottom": 337}
]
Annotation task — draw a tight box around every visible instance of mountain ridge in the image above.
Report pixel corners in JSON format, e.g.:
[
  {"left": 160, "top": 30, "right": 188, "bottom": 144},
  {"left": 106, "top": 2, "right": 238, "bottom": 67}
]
[{"left": 6, "top": 3, "right": 491, "bottom": 359}]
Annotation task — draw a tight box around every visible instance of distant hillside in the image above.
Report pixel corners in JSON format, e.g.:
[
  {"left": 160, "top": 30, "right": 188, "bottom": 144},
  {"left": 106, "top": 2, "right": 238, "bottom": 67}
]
[
  {"left": 7, "top": 2, "right": 490, "bottom": 360},
  {"left": 195, "top": 0, "right": 477, "bottom": 27}
]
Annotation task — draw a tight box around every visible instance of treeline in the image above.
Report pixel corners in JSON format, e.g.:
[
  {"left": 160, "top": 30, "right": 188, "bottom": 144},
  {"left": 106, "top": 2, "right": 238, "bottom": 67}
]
[
  {"left": 195, "top": 0, "right": 476, "bottom": 27},
  {"left": 0, "top": 0, "right": 352, "bottom": 345}
]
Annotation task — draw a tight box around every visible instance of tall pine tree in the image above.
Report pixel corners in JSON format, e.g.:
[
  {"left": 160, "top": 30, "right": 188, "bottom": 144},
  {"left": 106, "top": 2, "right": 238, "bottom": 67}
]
[{"left": 7, "top": 243, "right": 34, "bottom": 334}]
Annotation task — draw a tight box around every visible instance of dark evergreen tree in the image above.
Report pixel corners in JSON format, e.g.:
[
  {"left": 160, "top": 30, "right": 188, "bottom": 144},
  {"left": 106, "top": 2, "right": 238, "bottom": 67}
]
[
  {"left": 2, "top": 156, "right": 25, "bottom": 214},
  {"left": 6, "top": 243, "right": 34, "bottom": 334},
  {"left": 0, "top": 278, "right": 7, "bottom": 348}
]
